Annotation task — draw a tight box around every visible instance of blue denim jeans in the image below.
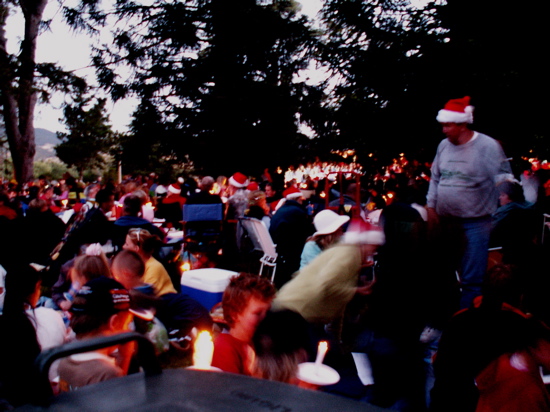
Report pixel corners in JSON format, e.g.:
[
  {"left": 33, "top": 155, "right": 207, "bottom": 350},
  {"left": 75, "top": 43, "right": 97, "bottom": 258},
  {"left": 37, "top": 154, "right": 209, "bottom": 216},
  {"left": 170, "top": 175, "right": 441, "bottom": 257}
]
[{"left": 458, "top": 215, "right": 492, "bottom": 309}]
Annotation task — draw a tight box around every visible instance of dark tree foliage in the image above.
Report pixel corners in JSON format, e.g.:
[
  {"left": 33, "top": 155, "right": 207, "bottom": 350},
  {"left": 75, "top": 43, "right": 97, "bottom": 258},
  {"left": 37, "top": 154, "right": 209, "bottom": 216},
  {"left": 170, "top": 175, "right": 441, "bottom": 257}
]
[
  {"left": 116, "top": 100, "right": 181, "bottom": 175},
  {"left": 0, "top": 0, "right": 89, "bottom": 184},
  {"left": 320, "top": 0, "right": 546, "bottom": 163},
  {"left": 430, "top": 0, "right": 547, "bottom": 159},
  {"left": 83, "top": 0, "right": 323, "bottom": 176},
  {"left": 55, "top": 97, "right": 113, "bottom": 178},
  {"left": 319, "top": 0, "right": 445, "bottom": 161}
]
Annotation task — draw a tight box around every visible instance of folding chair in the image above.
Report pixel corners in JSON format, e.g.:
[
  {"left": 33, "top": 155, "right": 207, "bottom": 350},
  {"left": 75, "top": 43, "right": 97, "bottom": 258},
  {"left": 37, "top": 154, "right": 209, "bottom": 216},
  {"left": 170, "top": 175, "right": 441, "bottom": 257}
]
[
  {"left": 182, "top": 203, "right": 224, "bottom": 253},
  {"left": 239, "top": 217, "right": 278, "bottom": 282}
]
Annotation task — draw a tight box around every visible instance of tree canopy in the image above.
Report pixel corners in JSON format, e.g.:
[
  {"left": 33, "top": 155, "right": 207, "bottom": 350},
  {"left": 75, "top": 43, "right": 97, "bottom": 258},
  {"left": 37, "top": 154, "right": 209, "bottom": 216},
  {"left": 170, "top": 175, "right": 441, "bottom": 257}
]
[
  {"left": 0, "top": 0, "right": 546, "bottom": 181},
  {"left": 0, "top": 0, "right": 87, "bottom": 183},
  {"left": 55, "top": 97, "right": 113, "bottom": 178},
  {"left": 82, "top": 0, "right": 324, "bottom": 176}
]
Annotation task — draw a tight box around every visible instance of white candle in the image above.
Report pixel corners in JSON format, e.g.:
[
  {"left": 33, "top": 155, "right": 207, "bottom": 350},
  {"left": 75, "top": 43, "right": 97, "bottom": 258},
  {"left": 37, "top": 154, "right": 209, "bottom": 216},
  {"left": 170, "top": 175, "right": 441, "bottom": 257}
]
[
  {"left": 314, "top": 341, "right": 328, "bottom": 373},
  {"left": 142, "top": 202, "right": 155, "bottom": 222},
  {"left": 193, "top": 331, "right": 214, "bottom": 370}
]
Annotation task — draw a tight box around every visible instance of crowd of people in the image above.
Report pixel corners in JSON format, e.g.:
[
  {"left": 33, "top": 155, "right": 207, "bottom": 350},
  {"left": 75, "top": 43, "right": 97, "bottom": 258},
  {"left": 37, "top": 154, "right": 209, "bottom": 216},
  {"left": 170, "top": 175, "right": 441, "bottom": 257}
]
[{"left": 1, "top": 97, "right": 550, "bottom": 411}]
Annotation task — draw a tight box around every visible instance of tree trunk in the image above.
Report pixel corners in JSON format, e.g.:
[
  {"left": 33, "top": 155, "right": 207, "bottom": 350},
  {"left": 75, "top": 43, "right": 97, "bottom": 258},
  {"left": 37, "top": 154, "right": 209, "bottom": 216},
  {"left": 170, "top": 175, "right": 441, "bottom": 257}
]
[{"left": 0, "top": 0, "right": 47, "bottom": 184}]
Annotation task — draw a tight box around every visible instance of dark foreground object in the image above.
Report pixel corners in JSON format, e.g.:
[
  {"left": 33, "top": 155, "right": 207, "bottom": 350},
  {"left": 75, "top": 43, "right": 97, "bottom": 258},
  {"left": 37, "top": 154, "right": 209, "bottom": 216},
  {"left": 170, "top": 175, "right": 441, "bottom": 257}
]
[
  {"left": 18, "top": 332, "right": 390, "bottom": 412},
  {"left": 18, "top": 368, "right": 390, "bottom": 412}
]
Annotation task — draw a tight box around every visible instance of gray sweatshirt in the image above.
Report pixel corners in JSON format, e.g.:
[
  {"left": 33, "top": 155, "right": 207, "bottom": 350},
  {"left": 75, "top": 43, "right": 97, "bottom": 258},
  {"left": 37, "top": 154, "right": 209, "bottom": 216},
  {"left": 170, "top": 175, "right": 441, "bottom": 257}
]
[{"left": 426, "top": 132, "right": 512, "bottom": 218}]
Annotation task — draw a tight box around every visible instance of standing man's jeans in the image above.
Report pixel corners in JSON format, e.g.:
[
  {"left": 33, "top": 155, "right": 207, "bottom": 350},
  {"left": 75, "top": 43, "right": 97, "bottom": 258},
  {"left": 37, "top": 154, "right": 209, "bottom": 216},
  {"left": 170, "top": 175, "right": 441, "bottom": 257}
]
[
  {"left": 438, "top": 215, "right": 492, "bottom": 310},
  {"left": 458, "top": 215, "right": 492, "bottom": 309}
]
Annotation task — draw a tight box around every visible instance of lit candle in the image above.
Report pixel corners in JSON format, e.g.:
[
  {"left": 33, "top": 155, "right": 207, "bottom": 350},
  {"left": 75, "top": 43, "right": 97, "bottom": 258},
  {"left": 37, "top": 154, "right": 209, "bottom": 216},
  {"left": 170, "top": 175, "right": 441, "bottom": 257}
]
[
  {"left": 142, "top": 202, "right": 155, "bottom": 222},
  {"left": 314, "top": 341, "right": 328, "bottom": 373},
  {"left": 193, "top": 331, "right": 214, "bottom": 370}
]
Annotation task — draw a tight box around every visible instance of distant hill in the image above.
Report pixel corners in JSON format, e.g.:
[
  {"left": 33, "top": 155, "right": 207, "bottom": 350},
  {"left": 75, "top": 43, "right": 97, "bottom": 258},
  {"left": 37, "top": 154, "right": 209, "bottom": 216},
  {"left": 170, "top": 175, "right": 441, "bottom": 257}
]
[{"left": 35, "top": 128, "right": 61, "bottom": 161}]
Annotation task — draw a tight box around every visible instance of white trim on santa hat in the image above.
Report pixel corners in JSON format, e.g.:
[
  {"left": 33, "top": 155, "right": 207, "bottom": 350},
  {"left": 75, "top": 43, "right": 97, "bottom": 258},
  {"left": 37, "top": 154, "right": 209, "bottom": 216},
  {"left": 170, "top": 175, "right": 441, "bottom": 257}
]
[
  {"left": 283, "top": 187, "right": 302, "bottom": 200},
  {"left": 436, "top": 96, "right": 474, "bottom": 124},
  {"left": 341, "top": 229, "right": 385, "bottom": 246},
  {"left": 229, "top": 172, "right": 249, "bottom": 188},
  {"left": 436, "top": 107, "right": 474, "bottom": 124},
  {"left": 168, "top": 184, "right": 181, "bottom": 194}
]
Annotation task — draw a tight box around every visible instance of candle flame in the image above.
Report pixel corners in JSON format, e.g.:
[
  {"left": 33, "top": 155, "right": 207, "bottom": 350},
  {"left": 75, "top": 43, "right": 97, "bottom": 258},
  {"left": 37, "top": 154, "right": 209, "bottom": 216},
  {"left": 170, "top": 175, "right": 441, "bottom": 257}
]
[
  {"left": 193, "top": 331, "right": 214, "bottom": 370},
  {"left": 315, "top": 340, "right": 329, "bottom": 371}
]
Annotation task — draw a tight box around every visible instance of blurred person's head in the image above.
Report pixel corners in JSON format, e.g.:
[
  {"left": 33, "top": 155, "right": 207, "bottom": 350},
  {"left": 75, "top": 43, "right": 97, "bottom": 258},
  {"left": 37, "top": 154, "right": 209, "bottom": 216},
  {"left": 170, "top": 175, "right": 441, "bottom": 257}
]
[
  {"left": 341, "top": 217, "right": 385, "bottom": 261},
  {"left": 71, "top": 244, "right": 112, "bottom": 286},
  {"left": 111, "top": 249, "right": 145, "bottom": 290},
  {"left": 248, "top": 190, "right": 269, "bottom": 215},
  {"left": 85, "top": 183, "right": 101, "bottom": 201},
  {"left": 228, "top": 172, "right": 249, "bottom": 190},
  {"left": 28, "top": 198, "right": 49, "bottom": 214},
  {"left": 310, "top": 210, "right": 350, "bottom": 250},
  {"left": 200, "top": 176, "right": 215, "bottom": 193},
  {"left": 282, "top": 186, "right": 303, "bottom": 204},
  {"left": 222, "top": 273, "right": 276, "bottom": 342},
  {"left": 482, "top": 264, "right": 523, "bottom": 309},
  {"left": 264, "top": 183, "right": 276, "bottom": 199},
  {"left": 252, "top": 310, "right": 310, "bottom": 384},
  {"left": 497, "top": 180, "right": 525, "bottom": 206},
  {"left": 122, "top": 194, "right": 144, "bottom": 216},
  {"left": 69, "top": 277, "right": 133, "bottom": 338},
  {"left": 96, "top": 189, "right": 115, "bottom": 213},
  {"left": 3, "top": 264, "right": 43, "bottom": 314},
  {"left": 123, "top": 228, "right": 162, "bottom": 259}
]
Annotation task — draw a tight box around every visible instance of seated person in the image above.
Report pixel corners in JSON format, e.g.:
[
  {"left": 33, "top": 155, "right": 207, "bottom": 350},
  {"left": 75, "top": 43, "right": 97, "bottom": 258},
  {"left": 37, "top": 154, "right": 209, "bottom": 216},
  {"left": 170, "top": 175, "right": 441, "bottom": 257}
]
[
  {"left": 0, "top": 264, "right": 63, "bottom": 407},
  {"left": 251, "top": 309, "right": 310, "bottom": 384},
  {"left": 51, "top": 244, "right": 113, "bottom": 312},
  {"left": 58, "top": 277, "right": 135, "bottom": 392},
  {"left": 244, "top": 190, "right": 272, "bottom": 230},
  {"left": 491, "top": 179, "right": 538, "bottom": 266},
  {"left": 475, "top": 326, "right": 550, "bottom": 412},
  {"left": 112, "top": 250, "right": 212, "bottom": 338},
  {"left": 113, "top": 194, "right": 165, "bottom": 250},
  {"left": 211, "top": 273, "right": 276, "bottom": 375},
  {"left": 300, "top": 209, "right": 349, "bottom": 269},
  {"left": 186, "top": 176, "right": 223, "bottom": 205},
  {"left": 23, "top": 198, "right": 66, "bottom": 266},
  {"left": 430, "top": 264, "right": 546, "bottom": 412},
  {"left": 122, "top": 228, "right": 176, "bottom": 296},
  {"left": 52, "top": 189, "right": 116, "bottom": 267},
  {"left": 155, "top": 183, "right": 186, "bottom": 230}
]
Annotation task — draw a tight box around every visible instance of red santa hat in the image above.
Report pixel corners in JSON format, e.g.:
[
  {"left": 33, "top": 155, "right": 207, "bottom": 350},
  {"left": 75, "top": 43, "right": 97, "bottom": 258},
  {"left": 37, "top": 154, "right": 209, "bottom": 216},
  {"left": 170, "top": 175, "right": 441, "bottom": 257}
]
[
  {"left": 436, "top": 96, "right": 474, "bottom": 124},
  {"left": 247, "top": 181, "right": 259, "bottom": 191},
  {"left": 341, "top": 217, "right": 385, "bottom": 245},
  {"left": 168, "top": 183, "right": 181, "bottom": 194},
  {"left": 283, "top": 186, "right": 302, "bottom": 200},
  {"left": 229, "top": 172, "right": 249, "bottom": 188}
]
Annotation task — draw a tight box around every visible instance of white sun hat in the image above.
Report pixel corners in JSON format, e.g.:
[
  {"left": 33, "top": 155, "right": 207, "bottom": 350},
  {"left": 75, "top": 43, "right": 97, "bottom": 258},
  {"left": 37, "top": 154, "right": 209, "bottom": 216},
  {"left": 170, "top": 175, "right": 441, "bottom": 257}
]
[{"left": 313, "top": 209, "right": 350, "bottom": 237}]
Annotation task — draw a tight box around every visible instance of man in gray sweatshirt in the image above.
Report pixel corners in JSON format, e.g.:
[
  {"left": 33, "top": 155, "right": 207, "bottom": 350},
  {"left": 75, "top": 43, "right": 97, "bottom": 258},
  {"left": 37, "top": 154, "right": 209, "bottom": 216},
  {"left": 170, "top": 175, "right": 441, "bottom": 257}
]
[{"left": 426, "top": 96, "right": 512, "bottom": 309}]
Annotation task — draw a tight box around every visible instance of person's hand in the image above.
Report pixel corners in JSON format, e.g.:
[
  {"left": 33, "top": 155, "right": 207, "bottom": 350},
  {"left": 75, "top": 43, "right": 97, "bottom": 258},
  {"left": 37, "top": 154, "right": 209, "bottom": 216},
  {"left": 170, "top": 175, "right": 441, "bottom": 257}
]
[
  {"left": 58, "top": 300, "right": 72, "bottom": 311},
  {"left": 360, "top": 255, "right": 375, "bottom": 269},
  {"left": 356, "top": 280, "right": 375, "bottom": 296},
  {"left": 427, "top": 207, "right": 439, "bottom": 224}
]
